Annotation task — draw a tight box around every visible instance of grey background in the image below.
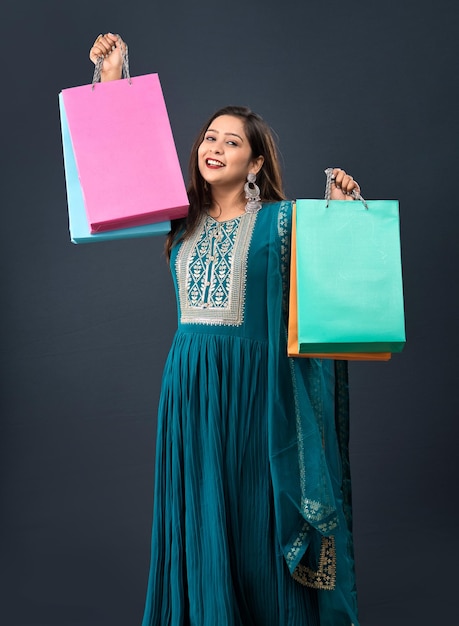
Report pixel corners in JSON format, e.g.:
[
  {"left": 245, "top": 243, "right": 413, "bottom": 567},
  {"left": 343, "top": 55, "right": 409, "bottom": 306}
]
[{"left": 1, "top": 0, "right": 458, "bottom": 624}]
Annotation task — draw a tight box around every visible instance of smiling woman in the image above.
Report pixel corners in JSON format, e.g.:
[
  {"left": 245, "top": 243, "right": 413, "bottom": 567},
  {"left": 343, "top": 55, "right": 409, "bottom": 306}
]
[
  {"left": 198, "top": 116, "right": 264, "bottom": 213},
  {"left": 168, "top": 106, "right": 285, "bottom": 248},
  {"left": 89, "top": 32, "right": 362, "bottom": 626}
]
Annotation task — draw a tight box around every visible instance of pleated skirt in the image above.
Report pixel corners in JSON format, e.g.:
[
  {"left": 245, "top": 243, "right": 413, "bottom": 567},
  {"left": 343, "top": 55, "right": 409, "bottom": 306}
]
[{"left": 142, "top": 330, "right": 320, "bottom": 626}]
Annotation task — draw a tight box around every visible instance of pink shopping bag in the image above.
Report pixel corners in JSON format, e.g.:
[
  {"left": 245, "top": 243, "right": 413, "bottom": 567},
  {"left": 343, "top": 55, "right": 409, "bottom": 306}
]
[{"left": 60, "top": 74, "right": 189, "bottom": 233}]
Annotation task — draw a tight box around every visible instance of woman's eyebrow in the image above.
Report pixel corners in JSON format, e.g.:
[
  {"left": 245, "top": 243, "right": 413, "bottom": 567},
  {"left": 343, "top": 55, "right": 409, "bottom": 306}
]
[
  {"left": 206, "top": 128, "right": 244, "bottom": 142},
  {"left": 225, "top": 132, "right": 244, "bottom": 141}
]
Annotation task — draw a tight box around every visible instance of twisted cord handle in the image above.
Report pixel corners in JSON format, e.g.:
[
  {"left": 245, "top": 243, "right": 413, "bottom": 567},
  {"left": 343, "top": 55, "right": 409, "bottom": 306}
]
[
  {"left": 324, "top": 167, "right": 368, "bottom": 209},
  {"left": 92, "top": 36, "right": 131, "bottom": 89}
]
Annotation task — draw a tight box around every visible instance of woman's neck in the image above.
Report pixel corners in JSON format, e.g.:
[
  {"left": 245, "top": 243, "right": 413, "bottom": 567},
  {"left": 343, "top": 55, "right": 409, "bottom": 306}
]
[{"left": 207, "top": 187, "right": 246, "bottom": 221}]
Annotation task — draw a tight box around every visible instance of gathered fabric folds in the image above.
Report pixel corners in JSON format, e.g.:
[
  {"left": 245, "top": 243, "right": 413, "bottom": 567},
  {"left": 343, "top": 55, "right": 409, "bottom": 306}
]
[{"left": 142, "top": 202, "right": 359, "bottom": 626}]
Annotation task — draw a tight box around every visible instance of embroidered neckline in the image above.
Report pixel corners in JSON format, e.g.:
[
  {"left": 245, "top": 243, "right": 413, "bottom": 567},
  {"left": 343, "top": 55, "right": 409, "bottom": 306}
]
[
  {"left": 175, "top": 211, "right": 258, "bottom": 326},
  {"left": 205, "top": 213, "right": 244, "bottom": 225}
]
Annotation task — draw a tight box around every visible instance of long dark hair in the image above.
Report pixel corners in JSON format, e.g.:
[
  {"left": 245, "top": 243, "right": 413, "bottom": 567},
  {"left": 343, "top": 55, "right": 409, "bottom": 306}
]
[{"left": 165, "top": 105, "right": 285, "bottom": 259}]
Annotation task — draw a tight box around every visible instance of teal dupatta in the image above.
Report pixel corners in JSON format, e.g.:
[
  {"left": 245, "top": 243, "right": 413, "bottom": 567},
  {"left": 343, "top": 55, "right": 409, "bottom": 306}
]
[{"left": 267, "top": 201, "right": 359, "bottom": 626}]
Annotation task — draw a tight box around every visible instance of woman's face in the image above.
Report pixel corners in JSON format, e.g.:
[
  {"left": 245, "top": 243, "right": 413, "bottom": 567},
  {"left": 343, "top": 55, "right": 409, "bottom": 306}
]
[{"left": 197, "top": 115, "right": 263, "bottom": 190}]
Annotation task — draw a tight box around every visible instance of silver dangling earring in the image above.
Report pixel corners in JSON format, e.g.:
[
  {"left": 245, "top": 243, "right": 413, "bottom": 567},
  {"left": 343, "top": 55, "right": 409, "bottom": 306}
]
[{"left": 244, "top": 173, "right": 262, "bottom": 213}]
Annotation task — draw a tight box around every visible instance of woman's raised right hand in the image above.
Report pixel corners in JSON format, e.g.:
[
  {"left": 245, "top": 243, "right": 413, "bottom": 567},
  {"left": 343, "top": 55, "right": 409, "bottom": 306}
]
[{"left": 89, "top": 33, "right": 127, "bottom": 81}]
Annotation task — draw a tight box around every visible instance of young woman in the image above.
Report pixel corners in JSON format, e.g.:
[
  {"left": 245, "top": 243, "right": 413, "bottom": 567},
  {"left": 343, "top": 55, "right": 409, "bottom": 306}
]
[{"left": 90, "top": 33, "right": 361, "bottom": 626}]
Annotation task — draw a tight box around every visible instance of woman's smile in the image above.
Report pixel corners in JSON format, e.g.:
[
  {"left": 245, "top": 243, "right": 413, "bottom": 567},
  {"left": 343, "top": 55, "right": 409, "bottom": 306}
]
[{"left": 205, "top": 158, "right": 225, "bottom": 169}]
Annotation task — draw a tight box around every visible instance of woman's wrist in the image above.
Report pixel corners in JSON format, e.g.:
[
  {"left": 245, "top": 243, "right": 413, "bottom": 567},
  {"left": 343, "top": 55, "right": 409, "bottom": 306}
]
[{"left": 100, "top": 68, "right": 123, "bottom": 82}]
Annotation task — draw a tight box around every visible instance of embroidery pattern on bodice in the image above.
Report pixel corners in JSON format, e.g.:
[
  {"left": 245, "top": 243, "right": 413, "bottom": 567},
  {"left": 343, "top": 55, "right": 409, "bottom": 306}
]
[{"left": 176, "top": 212, "right": 258, "bottom": 326}]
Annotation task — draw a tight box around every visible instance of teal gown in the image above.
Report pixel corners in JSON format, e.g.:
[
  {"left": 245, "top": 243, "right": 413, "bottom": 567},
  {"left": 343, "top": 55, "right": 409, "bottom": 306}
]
[{"left": 142, "top": 201, "right": 359, "bottom": 626}]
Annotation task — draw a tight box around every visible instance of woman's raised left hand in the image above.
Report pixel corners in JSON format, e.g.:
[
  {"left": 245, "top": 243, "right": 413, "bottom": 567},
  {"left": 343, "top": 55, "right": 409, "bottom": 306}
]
[{"left": 329, "top": 168, "right": 361, "bottom": 201}]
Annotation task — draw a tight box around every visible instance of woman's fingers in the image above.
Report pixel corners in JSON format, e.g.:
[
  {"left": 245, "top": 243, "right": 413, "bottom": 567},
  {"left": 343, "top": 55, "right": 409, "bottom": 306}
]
[
  {"left": 89, "top": 33, "right": 124, "bottom": 64},
  {"left": 332, "top": 168, "right": 360, "bottom": 196}
]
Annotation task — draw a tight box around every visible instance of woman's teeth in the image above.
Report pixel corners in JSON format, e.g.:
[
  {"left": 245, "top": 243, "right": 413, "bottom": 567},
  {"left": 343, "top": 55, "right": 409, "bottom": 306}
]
[{"left": 207, "top": 159, "right": 224, "bottom": 167}]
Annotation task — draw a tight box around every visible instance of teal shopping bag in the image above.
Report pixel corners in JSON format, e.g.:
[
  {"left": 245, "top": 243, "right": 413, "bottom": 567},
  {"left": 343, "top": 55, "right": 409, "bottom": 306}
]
[{"left": 295, "top": 198, "right": 406, "bottom": 353}]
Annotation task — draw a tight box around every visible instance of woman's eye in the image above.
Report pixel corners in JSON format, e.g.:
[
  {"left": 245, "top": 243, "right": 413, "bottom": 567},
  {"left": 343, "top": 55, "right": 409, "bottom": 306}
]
[
  {"left": 205, "top": 135, "right": 216, "bottom": 141},
  {"left": 227, "top": 140, "right": 238, "bottom": 146}
]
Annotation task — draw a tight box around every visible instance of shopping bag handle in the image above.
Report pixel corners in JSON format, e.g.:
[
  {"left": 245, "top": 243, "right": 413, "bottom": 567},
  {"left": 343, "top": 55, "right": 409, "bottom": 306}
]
[
  {"left": 324, "top": 167, "right": 368, "bottom": 209},
  {"left": 91, "top": 35, "right": 131, "bottom": 90}
]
